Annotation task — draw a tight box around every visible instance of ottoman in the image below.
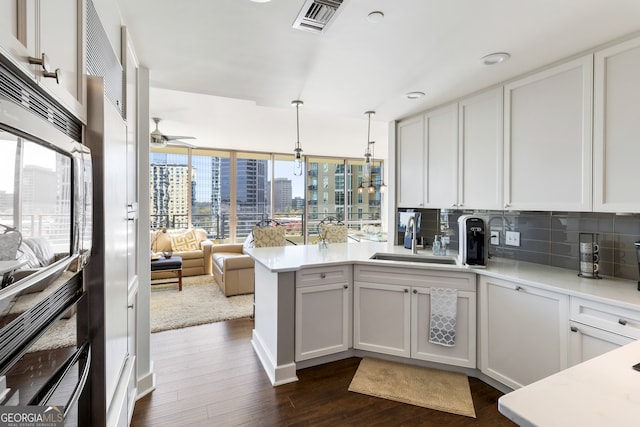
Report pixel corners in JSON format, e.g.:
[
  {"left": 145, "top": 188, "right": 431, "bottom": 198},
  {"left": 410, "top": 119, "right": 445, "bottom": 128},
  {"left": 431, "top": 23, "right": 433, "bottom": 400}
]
[{"left": 151, "top": 256, "right": 183, "bottom": 291}]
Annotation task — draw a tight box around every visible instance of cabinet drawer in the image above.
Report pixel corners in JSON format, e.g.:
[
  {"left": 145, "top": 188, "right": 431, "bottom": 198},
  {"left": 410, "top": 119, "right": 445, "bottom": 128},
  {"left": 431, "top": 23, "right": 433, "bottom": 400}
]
[
  {"left": 296, "top": 265, "right": 351, "bottom": 287},
  {"left": 571, "top": 297, "right": 640, "bottom": 339},
  {"left": 354, "top": 265, "right": 475, "bottom": 292}
]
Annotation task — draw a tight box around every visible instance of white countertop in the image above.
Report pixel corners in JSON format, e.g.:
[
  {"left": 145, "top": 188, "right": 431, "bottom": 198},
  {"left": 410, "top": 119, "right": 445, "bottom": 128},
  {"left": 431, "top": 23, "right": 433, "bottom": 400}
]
[
  {"left": 245, "top": 242, "right": 640, "bottom": 310},
  {"left": 498, "top": 338, "right": 640, "bottom": 427}
]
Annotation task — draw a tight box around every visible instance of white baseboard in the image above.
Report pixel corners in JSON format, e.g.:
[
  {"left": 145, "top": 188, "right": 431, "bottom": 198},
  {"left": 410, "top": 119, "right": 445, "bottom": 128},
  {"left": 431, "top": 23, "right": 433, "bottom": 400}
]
[{"left": 251, "top": 330, "right": 298, "bottom": 386}]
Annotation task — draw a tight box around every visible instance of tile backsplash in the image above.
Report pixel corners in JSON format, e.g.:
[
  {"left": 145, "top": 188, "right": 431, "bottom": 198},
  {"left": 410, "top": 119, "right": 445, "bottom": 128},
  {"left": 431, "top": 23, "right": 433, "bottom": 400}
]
[{"left": 438, "top": 210, "right": 640, "bottom": 281}]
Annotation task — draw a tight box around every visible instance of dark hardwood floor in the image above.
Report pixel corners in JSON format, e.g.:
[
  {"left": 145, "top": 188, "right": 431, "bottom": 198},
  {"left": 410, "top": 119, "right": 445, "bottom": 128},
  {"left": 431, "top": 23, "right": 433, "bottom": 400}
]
[{"left": 131, "top": 318, "right": 516, "bottom": 427}]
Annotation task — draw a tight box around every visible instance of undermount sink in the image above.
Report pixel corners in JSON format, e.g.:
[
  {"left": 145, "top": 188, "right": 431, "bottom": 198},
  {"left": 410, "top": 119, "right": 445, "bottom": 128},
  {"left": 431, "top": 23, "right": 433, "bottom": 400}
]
[{"left": 369, "top": 253, "right": 457, "bottom": 265}]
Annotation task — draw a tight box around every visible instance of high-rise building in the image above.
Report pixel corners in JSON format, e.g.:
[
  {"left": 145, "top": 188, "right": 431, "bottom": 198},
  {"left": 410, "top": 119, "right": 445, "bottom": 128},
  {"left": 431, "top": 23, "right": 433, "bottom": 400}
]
[
  {"left": 272, "top": 177, "right": 292, "bottom": 214},
  {"left": 149, "top": 163, "right": 190, "bottom": 229}
]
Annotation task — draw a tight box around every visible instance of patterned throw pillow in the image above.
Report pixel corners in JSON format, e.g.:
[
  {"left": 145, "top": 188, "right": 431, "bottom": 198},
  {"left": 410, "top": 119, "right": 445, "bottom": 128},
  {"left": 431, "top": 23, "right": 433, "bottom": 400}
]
[
  {"left": 252, "top": 226, "right": 285, "bottom": 248},
  {"left": 169, "top": 229, "right": 200, "bottom": 251},
  {"left": 320, "top": 224, "right": 348, "bottom": 243}
]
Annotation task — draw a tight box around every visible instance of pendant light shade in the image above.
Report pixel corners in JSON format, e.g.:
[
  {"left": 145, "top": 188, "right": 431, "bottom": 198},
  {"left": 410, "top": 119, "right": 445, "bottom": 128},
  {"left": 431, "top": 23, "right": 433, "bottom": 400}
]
[{"left": 292, "top": 100, "right": 304, "bottom": 176}]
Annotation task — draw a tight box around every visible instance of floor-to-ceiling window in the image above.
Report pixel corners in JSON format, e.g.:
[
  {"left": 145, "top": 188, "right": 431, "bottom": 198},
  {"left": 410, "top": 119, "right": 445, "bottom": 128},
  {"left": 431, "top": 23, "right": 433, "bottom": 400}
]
[
  {"left": 191, "top": 149, "right": 230, "bottom": 241},
  {"left": 149, "top": 147, "right": 189, "bottom": 229},
  {"left": 150, "top": 147, "right": 382, "bottom": 244}
]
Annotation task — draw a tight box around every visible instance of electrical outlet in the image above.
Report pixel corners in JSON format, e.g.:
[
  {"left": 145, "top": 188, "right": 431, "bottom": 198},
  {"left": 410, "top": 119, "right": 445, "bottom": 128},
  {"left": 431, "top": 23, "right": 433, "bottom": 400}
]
[
  {"left": 490, "top": 231, "right": 500, "bottom": 245},
  {"left": 506, "top": 231, "right": 520, "bottom": 247}
]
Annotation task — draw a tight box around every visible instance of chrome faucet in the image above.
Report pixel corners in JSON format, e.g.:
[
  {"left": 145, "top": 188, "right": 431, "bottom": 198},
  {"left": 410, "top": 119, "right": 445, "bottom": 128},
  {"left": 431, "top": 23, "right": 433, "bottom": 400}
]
[{"left": 406, "top": 215, "right": 418, "bottom": 254}]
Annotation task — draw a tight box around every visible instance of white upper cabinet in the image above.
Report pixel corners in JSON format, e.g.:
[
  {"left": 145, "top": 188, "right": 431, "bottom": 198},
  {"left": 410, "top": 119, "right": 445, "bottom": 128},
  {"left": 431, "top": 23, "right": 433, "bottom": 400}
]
[
  {"left": 397, "top": 115, "right": 425, "bottom": 207},
  {"left": 0, "top": 0, "right": 86, "bottom": 121},
  {"left": 503, "top": 55, "right": 593, "bottom": 211},
  {"left": 424, "top": 103, "right": 458, "bottom": 208},
  {"left": 593, "top": 36, "right": 640, "bottom": 213},
  {"left": 458, "top": 87, "right": 503, "bottom": 210}
]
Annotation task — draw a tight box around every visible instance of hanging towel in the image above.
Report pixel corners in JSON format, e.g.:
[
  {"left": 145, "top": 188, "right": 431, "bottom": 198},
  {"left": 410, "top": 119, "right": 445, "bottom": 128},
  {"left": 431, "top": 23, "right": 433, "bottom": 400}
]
[{"left": 429, "top": 287, "right": 458, "bottom": 347}]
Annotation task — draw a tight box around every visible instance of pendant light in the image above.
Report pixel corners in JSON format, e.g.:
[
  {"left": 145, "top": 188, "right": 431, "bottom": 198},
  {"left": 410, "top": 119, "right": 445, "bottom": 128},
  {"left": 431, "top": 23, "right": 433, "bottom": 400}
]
[
  {"left": 359, "top": 111, "right": 376, "bottom": 193},
  {"left": 292, "top": 100, "right": 304, "bottom": 176}
]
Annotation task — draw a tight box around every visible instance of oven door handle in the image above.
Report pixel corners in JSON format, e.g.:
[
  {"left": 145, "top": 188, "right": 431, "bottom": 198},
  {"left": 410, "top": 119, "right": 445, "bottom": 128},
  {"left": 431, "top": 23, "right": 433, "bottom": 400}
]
[
  {"left": 62, "top": 344, "right": 91, "bottom": 419},
  {"left": 28, "top": 342, "right": 91, "bottom": 419}
]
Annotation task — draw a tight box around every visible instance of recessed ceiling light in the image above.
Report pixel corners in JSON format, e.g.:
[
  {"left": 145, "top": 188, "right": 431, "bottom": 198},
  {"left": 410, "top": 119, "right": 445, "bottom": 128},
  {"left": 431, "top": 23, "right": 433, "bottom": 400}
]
[
  {"left": 250, "top": 0, "right": 271, "bottom": 3},
  {"left": 405, "top": 91, "right": 425, "bottom": 100},
  {"left": 481, "top": 52, "right": 510, "bottom": 65},
  {"left": 367, "top": 11, "right": 384, "bottom": 23}
]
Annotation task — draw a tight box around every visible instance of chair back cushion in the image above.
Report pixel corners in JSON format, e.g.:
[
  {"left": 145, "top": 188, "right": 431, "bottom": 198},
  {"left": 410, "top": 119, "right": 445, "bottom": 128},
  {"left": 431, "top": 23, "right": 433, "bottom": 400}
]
[
  {"left": 320, "top": 223, "right": 348, "bottom": 243},
  {"left": 252, "top": 226, "right": 286, "bottom": 248},
  {"left": 169, "top": 229, "right": 200, "bottom": 251}
]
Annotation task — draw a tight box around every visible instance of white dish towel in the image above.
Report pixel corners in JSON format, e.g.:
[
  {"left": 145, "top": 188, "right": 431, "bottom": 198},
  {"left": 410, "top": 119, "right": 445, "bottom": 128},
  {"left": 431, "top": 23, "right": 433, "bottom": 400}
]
[{"left": 429, "top": 287, "right": 458, "bottom": 347}]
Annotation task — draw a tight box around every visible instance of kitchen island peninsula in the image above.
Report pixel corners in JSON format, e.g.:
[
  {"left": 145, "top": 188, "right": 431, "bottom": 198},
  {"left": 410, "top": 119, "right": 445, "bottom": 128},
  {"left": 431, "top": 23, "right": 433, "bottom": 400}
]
[{"left": 244, "top": 241, "right": 472, "bottom": 385}]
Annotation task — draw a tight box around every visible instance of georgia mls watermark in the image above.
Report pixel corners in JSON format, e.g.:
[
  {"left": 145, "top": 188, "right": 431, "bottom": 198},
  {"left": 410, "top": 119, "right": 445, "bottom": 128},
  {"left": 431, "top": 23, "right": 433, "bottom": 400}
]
[{"left": 0, "top": 406, "right": 64, "bottom": 427}]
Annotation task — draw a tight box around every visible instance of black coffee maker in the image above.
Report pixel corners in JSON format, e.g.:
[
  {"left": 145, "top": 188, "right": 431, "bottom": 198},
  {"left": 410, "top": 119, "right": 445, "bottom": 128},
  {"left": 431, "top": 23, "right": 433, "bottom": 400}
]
[{"left": 458, "top": 215, "right": 487, "bottom": 267}]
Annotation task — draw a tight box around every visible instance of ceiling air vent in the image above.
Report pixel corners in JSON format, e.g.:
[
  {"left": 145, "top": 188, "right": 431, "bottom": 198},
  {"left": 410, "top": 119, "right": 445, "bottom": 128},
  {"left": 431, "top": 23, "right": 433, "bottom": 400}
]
[{"left": 293, "top": 0, "right": 344, "bottom": 33}]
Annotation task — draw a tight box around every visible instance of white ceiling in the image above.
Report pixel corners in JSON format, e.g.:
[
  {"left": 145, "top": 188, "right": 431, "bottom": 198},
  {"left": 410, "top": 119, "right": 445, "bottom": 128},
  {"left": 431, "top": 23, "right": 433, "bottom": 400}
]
[{"left": 118, "top": 0, "right": 640, "bottom": 146}]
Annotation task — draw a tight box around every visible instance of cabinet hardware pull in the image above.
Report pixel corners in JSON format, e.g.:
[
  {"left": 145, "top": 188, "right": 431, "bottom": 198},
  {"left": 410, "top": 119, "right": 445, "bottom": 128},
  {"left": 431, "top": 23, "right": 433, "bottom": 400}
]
[
  {"left": 413, "top": 289, "right": 418, "bottom": 294},
  {"left": 504, "top": 203, "right": 510, "bottom": 209},
  {"left": 320, "top": 273, "right": 326, "bottom": 278},
  {"left": 618, "top": 319, "right": 627, "bottom": 326},
  {"left": 343, "top": 285, "right": 348, "bottom": 289},
  {"left": 515, "top": 286, "right": 523, "bottom": 291},
  {"left": 570, "top": 326, "right": 578, "bottom": 333},
  {"left": 29, "top": 53, "right": 50, "bottom": 70},
  {"left": 451, "top": 204, "right": 457, "bottom": 208},
  {"left": 128, "top": 304, "right": 134, "bottom": 309},
  {"left": 43, "top": 68, "right": 60, "bottom": 84},
  {"left": 404, "top": 288, "right": 409, "bottom": 293}
]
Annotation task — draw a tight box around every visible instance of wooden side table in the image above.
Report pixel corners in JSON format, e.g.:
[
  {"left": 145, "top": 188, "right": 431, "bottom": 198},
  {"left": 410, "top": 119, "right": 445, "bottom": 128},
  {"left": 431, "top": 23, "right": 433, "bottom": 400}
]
[{"left": 150, "top": 256, "right": 183, "bottom": 291}]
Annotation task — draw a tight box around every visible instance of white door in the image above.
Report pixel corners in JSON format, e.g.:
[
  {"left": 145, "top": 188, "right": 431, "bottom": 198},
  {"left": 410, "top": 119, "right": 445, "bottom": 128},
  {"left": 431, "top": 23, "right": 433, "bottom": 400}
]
[
  {"left": 38, "top": 0, "right": 85, "bottom": 118},
  {"left": 411, "top": 286, "right": 476, "bottom": 368},
  {"left": 458, "top": 87, "right": 503, "bottom": 210},
  {"left": 479, "top": 276, "right": 569, "bottom": 389},
  {"left": 295, "top": 282, "right": 350, "bottom": 361},
  {"left": 397, "top": 116, "right": 425, "bottom": 207},
  {"left": 504, "top": 55, "right": 593, "bottom": 211},
  {"left": 568, "top": 322, "right": 633, "bottom": 366},
  {"left": 354, "top": 281, "right": 411, "bottom": 357},
  {"left": 0, "top": 0, "right": 36, "bottom": 77},
  {"left": 593, "top": 36, "right": 640, "bottom": 212},
  {"left": 424, "top": 104, "right": 458, "bottom": 208}
]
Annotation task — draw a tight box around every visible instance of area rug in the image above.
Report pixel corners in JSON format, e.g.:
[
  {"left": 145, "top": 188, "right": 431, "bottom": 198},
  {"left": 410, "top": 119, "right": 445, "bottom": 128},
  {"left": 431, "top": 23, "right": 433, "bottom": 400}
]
[
  {"left": 348, "top": 358, "right": 476, "bottom": 418},
  {"left": 23, "top": 275, "right": 253, "bottom": 351},
  {"left": 150, "top": 275, "right": 253, "bottom": 333}
]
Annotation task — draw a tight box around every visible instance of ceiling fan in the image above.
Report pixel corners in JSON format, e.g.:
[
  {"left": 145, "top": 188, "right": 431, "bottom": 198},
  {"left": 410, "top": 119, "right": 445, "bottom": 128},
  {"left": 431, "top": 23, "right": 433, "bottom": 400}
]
[{"left": 150, "top": 117, "right": 197, "bottom": 148}]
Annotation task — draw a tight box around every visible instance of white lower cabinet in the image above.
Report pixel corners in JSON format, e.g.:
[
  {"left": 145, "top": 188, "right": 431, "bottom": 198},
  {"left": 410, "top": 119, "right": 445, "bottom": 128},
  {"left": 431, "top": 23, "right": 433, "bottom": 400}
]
[
  {"left": 411, "top": 286, "right": 476, "bottom": 368},
  {"left": 354, "top": 265, "right": 476, "bottom": 367},
  {"left": 568, "top": 296, "right": 640, "bottom": 365},
  {"left": 295, "top": 266, "right": 352, "bottom": 362},
  {"left": 354, "top": 281, "right": 411, "bottom": 357},
  {"left": 568, "top": 321, "right": 634, "bottom": 366},
  {"left": 478, "top": 276, "right": 569, "bottom": 389}
]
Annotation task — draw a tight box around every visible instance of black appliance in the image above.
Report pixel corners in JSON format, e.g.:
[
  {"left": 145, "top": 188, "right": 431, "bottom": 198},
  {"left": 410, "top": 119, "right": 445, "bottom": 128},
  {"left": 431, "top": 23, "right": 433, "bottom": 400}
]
[
  {"left": 635, "top": 241, "right": 640, "bottom": 291},
  {"left": 458, "top": 215, "right": 487, "bottom": 267},
  {"left": 0, "top": 57, "right": 92, "bottom": 426}
]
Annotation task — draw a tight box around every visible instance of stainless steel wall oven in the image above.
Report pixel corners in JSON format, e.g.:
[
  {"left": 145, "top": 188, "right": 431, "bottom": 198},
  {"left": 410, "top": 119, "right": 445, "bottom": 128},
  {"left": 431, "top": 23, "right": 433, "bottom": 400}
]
[{"left": 0, "top": 56, "right": 92, "bottom": 426}]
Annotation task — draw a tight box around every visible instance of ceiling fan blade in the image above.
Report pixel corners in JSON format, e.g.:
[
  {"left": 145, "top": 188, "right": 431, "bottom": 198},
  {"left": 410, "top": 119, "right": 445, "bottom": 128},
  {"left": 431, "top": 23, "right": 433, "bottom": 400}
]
[{"left": 164, "top": 135, "right": 196, "bottom": 141}]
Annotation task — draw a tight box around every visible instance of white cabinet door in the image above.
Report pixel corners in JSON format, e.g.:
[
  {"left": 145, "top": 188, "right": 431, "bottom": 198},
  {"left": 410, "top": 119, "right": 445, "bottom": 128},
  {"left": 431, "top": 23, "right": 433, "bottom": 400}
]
[
  {"left": 397, "top": 115, "right": 425, "bottom": 207},
  {"left": 411, "top": 286, "right": 476, "bottom": 368},
  {"left": 479, "top": 276, "right": 569, "bottom": 390},
  {"left": 295, "top": 282, "right": 351, "bottom": 361},
  {"left": 504, "top": 55, "right": 593, "bottom": 211},
  {"left": 38, "top": 0, "right": 85, "bottom": 119},
  {"left": 0, "top": 0, "right": 36, "bottom": 77},
  {"left": 354, "top": 281, "right": 411, "bottom": 357},
  {"left": 593, "top": 36, "right": 640, "bottom": 212},
  {"left": 424, "top": 103, "right": 458, "bottom": 208},
  {"left": 568, "top": 322, "right": 634, "bottom": 367},
  {"left": 458, "top": 87, "right": 503, "bottom": 210}
]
